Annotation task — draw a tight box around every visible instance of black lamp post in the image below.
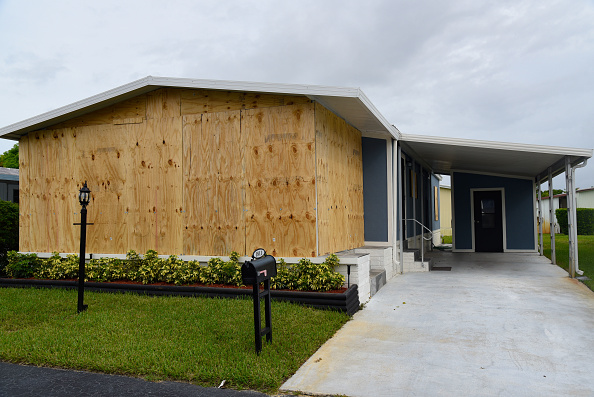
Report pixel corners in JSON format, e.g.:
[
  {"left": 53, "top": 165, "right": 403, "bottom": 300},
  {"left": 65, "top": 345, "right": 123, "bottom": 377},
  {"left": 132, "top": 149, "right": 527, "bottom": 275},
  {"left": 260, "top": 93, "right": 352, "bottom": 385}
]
[{"left": 77, "top": 182, "right": 91, "bottom": 313}]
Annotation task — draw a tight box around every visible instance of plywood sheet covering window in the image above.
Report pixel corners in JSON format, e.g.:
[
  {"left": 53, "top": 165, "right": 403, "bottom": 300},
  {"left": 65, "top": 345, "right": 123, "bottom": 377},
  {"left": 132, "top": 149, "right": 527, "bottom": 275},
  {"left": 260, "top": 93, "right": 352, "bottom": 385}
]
[
  {"left": 129, "top": 117, "right": 183, "bottom": 254},
  {"left": 315, "top": 104, "right": 364, "bottom": 255},
  {"left": 243, "top": 103, "right": 316, "bottom": 257},
  {"left": 75, "top": 123, "right": 130, "bottom": 254},
  {"left": 25, "top": 129, "right": 78, "bottom": 253},
  {"left": 182, "top": 110, "right": 244, "bottom": 256},
  {"left": 18, "top": 135, "right": 31, "bottom": 252}
]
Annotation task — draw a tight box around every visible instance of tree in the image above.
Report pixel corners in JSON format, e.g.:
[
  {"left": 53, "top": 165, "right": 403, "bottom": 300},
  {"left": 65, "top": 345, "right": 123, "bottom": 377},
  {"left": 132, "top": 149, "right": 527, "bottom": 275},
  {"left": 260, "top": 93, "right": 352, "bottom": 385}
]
[
  {"left": 0, "top": 143, "right": 18, "bottom": 168},
  {"left": 540, "top": 189, "right": 564, "bottom": 198}
]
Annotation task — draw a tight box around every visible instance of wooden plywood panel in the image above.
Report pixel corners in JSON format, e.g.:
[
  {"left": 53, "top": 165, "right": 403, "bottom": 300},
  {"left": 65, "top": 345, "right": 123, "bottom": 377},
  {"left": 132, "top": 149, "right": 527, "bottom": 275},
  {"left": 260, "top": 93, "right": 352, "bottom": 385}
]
[
  {"left": 243, "top": 103, "right": 316, "bottom": 257},
  {"left": 182, "top": 114, "right": 201, "bottom": 255},
  {"left": 315, "top": 104, "right": 364, "bottom": 255},
  {"left": 51, "top": 96, "right": 147, "bottom": 129},
  {"left": 75, "top": 124, "right": 129, "bottom": 254},
  {"left": 128, "top": 117, "right": 183, "bottom": 254},
  {"left": 52, "top": 128, "right": 77, "bottom": 253},
  {"left": 182, "top": 111, "right": 244, "bottom": 256},
  {"left": 18, "top": 135, "right": 30, "bottom": 252},
  {"left": 146, "top": 88, "right": 180, "bottom": 120},
  {"left": 180, "top": 89, "right": 311, "bottom": 116},
  {"left": 27, "top": 131, "right": 52, "bottom": 253}
]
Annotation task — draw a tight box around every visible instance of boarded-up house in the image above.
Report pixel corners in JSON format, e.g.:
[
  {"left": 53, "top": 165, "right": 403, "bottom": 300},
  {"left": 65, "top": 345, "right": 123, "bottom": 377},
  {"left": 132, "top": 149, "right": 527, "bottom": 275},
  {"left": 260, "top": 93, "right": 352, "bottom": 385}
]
[{"left": 2, "top": 77, "right": 400, "bottom": 259}]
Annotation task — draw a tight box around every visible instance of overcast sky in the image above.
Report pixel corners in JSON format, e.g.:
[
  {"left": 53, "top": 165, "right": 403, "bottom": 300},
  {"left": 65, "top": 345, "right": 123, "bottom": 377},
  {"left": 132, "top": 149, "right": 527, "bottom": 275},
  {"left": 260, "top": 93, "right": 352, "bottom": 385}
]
[{"left": 1, "top": 0, "right": 593, "bottom": 188}]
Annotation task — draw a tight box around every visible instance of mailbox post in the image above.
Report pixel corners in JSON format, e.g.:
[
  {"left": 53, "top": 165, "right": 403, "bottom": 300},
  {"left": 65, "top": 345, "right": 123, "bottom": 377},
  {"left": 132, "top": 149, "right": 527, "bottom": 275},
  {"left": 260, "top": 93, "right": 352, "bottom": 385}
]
[{"left": 241, "top": 248, "right": 277, "bottom": 354}]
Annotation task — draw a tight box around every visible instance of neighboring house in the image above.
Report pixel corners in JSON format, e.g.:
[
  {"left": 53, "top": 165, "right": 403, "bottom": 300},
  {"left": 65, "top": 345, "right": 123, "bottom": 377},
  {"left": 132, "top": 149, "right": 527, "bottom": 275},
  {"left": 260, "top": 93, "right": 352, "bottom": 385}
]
[
  {"left": 439, "top": 185, "right": 452, "bottom": 237},
  {"left": 0, "top": 167, "right": 19, "bottom": 203},
  {"left": 540, "top": 187, "right": 594, "bottom": 234},
  {"left": 577, "top": 187, "right": 594, "bottom": 208},
  {"left": 0, "top": 76, "right": 591, "bottom": 301}
]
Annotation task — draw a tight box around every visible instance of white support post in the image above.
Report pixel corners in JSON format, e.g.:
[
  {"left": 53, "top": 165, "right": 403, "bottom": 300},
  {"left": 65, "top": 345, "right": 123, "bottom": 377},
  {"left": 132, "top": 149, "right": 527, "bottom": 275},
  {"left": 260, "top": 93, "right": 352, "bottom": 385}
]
[
  {"left": 397, "top": 144, "right": 404, "bottom": 274},
  {"left": 548, "top": 168, "right": 556, "bottom": 265},
  {"left": 565, "top": 157, "right": 576, "bottom": 278},
  {"left": 537, "top": 182, "right": 543, "bottom": 255},
  {"left": 412, "top": 159, "right": 417, "bottom": 249}
]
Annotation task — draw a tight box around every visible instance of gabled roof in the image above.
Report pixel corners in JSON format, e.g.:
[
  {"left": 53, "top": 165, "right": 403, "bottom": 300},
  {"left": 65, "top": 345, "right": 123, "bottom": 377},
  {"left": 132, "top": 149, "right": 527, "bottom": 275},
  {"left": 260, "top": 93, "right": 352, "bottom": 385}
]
[
  {"left": 400, "top": 134, "right": 592, "bottom": 182},
  {"left": 0, "top": 76, "right": 401, "bottom": 141}
]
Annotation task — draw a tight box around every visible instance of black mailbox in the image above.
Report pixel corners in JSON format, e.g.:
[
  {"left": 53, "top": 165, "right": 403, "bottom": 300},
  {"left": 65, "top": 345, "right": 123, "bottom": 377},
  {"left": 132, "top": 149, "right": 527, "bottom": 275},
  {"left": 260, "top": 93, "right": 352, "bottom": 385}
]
[
  {"left": 243, "top": 249, "right": 276, "bottom": 354},
  {"left": 241, "top": 255, "right": 277, "bottom": 285}
]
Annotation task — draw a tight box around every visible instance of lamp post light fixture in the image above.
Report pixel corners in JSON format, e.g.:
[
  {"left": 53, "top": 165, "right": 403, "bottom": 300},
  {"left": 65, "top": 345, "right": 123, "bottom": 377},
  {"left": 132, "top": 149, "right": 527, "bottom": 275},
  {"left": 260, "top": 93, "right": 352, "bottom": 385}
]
[{"left": 77, "top": 181, "right": 91, "bottom": 313}]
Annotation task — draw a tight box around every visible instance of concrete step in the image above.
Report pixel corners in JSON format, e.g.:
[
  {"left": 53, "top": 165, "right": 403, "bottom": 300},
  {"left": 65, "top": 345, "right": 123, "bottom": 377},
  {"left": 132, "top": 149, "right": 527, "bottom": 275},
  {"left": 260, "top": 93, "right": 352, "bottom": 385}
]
[{"left": 370, "top": 269, "right": 386, "bottom": 297}]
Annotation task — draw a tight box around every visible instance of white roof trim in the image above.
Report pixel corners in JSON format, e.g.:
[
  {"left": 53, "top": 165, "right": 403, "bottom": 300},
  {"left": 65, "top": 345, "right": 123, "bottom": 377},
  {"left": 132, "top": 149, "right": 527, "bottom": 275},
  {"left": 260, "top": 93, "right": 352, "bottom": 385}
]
[
  {"left": 402, "top": 133, "right": 593, "bottom": 158},
  {"left": 0, "top": 76, "right": 401, "bottom": 140}
]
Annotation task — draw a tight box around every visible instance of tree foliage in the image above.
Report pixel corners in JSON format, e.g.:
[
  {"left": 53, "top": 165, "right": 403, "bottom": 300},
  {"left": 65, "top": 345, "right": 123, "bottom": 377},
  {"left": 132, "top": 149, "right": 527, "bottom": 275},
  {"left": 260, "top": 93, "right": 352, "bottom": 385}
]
[{"left": 0, "top": 144, "right": 19, "bottom": 168}]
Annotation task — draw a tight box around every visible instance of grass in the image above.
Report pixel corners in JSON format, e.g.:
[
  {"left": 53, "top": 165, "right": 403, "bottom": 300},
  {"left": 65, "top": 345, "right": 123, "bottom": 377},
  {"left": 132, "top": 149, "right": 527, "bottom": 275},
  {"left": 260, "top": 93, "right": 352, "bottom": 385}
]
[
  {"left": 441, "top": 235, "right": 452, "bottom": 244},
  {"left": 0, "top": 288, "right": 350, "bottom": 393},
  {"left": 542, "top": 233, "right": 594, "bottom": 291}
]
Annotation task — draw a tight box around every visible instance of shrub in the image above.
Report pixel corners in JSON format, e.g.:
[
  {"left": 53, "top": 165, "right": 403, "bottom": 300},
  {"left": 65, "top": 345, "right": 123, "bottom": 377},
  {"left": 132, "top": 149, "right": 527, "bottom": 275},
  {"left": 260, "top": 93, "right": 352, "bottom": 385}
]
[
  {"left": 555, "top": 208, "right": 594, "bottom": 235},
  {"left": 5, "top": 251, "right": 40, "bottom": 278},
  {"left": 5, "top": 250, "right": 346, "bottom": 291},
  {"left": 271, "top": 253, "right": 344, "bottom": 292},
  {"left": 35, "top": 253, "right": 79, "bottom": 280},
  {"left": 0, "top": 200, "right": 19, "bottom": 276}
]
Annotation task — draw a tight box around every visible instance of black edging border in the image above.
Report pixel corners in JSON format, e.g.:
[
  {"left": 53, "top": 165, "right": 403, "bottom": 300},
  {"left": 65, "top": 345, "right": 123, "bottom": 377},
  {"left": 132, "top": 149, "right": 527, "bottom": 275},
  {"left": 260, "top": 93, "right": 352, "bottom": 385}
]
[{"left": 0, "top": 278, "right": 360, "bottom": 316}]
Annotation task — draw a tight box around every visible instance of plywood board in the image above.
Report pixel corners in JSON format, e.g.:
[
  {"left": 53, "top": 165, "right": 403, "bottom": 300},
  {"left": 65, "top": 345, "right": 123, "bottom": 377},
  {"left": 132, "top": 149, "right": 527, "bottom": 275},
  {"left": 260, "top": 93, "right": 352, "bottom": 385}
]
[
  {"left": 182, "top": 110, "right": 244, "bottom": 256},
  {"left": 315, "top": 104, "right": 364, "bottom": 255},
  {"left": 243, "top": 103, "right": 316, "bottom": 257},
  {"left": 75, "top": 123, "right": 129, "bottom": 254},
  {"left": 18, "top": 135, "right": 30, "bottom": 252},
  {"left": 128, "top": 117, "right": 183, "bottom": 254},
  {"left": 51, "top": 96, "right": 147, "bottom": 129},
  {"left": 180, "top": 89, "right": 311, "bottom": 116},
  {"left": 146, "top": 88, "right": 181, "bottom": 120}
]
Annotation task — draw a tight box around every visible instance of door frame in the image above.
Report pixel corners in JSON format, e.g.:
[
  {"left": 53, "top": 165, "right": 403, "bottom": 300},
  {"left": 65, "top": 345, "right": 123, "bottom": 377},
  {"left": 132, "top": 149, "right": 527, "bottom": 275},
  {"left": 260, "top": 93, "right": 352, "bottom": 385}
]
[{"left": 470, "top": 188, "right": 507, "bottom": 252}]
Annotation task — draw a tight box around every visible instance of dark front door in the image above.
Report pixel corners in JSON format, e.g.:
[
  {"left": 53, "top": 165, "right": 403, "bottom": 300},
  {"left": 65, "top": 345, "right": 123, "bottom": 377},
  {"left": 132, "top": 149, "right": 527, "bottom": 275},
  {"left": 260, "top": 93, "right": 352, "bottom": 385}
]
[{"left": 473, "top": 190, "right": 503, "bottom": 252}]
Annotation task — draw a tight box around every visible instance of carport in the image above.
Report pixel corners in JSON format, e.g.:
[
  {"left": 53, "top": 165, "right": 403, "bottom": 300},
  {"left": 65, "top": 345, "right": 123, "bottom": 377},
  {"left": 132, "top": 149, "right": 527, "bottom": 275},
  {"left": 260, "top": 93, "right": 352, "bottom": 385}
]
[{"left": 398, "top": 134, "right": 592, "bottom": 277}]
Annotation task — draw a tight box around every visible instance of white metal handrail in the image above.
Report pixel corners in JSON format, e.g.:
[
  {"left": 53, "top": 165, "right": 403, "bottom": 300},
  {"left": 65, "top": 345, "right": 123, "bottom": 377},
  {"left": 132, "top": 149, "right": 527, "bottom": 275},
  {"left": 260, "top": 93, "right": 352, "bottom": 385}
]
[{"left": 403, "top": 218, "right": 433, "bottom": 264}]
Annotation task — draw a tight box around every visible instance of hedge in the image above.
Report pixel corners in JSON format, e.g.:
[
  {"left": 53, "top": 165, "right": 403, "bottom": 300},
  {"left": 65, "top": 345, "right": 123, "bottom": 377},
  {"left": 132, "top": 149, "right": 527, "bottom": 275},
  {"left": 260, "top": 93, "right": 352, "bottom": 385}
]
[
  {"left": 0, "top": 200, "right": 19, "bottom": 277},
  {"left": 555, "top": 208, "right": 594, "bottom": 235},
  {"left": 5, "top": 250, "right": 345, "bottom": 292}
]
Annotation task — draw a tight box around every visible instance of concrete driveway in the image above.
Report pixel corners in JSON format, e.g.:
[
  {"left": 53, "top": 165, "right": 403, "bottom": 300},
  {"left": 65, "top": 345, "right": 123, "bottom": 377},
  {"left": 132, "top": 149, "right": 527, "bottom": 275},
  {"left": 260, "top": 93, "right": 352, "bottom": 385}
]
[{"left": 281, "top": 252, "right": 594, "bottom": 396}]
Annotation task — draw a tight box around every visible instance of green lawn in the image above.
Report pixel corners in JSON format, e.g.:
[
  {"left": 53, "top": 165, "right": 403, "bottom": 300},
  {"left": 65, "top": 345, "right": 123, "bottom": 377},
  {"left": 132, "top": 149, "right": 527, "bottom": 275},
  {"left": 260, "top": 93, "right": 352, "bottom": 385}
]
[
  {"left": 0, "top": 288, "right": 349, "bottom": 393},
  {"left": 542, "top": 233, "right": 594, "bottom": 291}
]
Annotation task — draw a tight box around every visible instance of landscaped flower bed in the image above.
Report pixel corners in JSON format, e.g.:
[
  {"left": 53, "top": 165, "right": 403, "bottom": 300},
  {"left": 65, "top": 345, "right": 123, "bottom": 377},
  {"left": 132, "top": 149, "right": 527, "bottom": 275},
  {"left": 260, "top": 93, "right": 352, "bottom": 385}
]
[{"left": 1, "top": 250, "right": 360, "bottom": 315}]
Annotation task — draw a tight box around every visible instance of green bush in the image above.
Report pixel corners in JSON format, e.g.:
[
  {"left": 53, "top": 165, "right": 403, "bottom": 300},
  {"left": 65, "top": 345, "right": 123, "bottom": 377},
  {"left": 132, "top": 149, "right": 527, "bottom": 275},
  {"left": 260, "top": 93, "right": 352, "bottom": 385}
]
[
  {"left": 5, "top": 251, "right": 40, "bottom": 278},
  {"left": 0, "top": 200, "right": 19, "bottom": 276},
  {"left": 270, "top": 254, "right": 344, "bottom": 292},
  {"left": 555, "top": 208, "right": 594, "bottom": 235},
  {"left": 6, "top": 250, "right": 346, "bottom": 291}
]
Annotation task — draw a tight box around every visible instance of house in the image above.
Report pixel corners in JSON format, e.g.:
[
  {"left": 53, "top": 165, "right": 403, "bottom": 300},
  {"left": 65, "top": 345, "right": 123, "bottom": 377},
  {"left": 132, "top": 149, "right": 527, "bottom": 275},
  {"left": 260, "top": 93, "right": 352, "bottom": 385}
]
[
  {"left": 439, "top": 185, "right": 451, "bottom": 238},
  {"left": 0, "top": 167, "right": 19, "bottom": 203},
  {"left": 1, "top": 76, "right": 591, "bottom": 301}
]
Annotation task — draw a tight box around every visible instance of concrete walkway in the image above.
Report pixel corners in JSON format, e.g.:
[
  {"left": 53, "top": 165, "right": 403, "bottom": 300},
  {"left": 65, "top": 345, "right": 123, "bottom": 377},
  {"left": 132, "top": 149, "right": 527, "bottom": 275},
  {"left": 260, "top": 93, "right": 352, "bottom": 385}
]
[{"left": 281, "top": 252, "right": 594, "bottom": 396}]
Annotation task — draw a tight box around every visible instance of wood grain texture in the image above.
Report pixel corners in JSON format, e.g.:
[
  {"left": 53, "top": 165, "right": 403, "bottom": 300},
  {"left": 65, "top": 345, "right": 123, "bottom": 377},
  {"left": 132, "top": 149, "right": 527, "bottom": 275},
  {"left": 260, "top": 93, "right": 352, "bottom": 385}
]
[
  {"left": 180, "top": 89, "right": 311, "bottom": 116},
  {"left": 18, "top": 135, "right": 30, "bottom": 252},
  {"left": 315, "top": 104, "right": 364, "bottom": 255},
  {"left": 243, "top": 103, "right": 316, "bottom": 257}
]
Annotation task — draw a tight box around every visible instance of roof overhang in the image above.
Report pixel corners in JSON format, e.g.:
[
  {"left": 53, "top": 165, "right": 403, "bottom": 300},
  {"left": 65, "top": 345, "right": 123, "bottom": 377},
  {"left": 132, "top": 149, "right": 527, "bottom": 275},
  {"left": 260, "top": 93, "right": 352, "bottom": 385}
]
[
  {"left": 0, "top": 76, "right": 400, "bottom": 141},
  {"left": 400, "top": 134, "right": 593, "bottom": 182}
]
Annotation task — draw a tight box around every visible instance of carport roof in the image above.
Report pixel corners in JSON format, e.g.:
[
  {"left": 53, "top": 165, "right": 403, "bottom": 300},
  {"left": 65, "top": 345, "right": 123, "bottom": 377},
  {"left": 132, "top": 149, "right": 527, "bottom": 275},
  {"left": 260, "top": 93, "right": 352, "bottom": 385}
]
[
  {"left": 400, "top": 134, "right": 592, "bottom": 182},
  {"left": 0, "top": 76, "right": 400, "bottom": 141}
]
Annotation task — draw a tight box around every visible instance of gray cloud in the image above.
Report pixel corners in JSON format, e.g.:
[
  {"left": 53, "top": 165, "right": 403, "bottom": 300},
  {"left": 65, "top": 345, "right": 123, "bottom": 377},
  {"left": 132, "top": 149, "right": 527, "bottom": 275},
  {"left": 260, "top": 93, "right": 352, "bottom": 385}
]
[{"left": 0, "top": 0, "right": 593, "bottom": 187}]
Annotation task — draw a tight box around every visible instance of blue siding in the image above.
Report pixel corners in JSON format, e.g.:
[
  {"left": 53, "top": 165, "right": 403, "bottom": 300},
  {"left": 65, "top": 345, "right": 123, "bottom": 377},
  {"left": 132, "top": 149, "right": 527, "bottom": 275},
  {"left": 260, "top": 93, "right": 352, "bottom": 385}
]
[
  {"left": 362, "top": 138, "right": 388, "bottom": 241},
  {"left": 453, "top": 172, "right": 535, "bottom": 250}
]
